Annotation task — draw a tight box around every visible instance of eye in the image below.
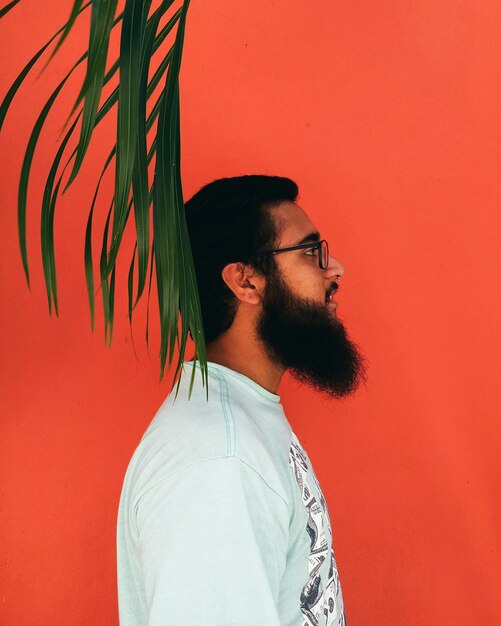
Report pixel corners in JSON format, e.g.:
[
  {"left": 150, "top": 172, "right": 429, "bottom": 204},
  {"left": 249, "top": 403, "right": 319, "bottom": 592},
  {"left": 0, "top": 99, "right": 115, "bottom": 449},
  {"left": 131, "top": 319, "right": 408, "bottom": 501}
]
[{"left": 304, "top": 246, "right": 318, "bottom": 258}]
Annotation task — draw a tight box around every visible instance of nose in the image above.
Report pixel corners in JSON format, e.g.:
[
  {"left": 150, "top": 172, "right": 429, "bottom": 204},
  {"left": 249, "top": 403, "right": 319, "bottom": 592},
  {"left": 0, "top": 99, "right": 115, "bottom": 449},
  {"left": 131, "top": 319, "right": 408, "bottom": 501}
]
[{"left": 326, "top": 254, "right": 345, "bottom": 279}]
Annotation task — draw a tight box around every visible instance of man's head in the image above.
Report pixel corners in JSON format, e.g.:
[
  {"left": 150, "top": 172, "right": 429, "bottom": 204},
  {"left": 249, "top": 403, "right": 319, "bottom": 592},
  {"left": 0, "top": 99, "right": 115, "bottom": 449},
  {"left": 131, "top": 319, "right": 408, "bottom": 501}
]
[
  {"left": 185, "top": 175, "right": 296, "bottom": 341},
  {"left": 185, "top": 175, "right": 366, "bottom": 398}
]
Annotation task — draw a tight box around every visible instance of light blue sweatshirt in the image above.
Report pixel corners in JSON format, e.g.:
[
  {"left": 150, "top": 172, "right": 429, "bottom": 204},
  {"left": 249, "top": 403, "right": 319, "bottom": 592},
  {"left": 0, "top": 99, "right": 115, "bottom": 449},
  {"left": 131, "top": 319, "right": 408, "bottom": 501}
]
[{"left": 117, "top": 360, "right": 346, "bottom": 625}]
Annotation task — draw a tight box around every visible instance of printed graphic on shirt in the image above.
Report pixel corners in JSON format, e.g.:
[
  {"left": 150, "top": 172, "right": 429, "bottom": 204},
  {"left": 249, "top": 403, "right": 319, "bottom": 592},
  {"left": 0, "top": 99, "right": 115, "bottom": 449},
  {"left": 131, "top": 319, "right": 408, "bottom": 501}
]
[{"left": 289, "top": 433, "right": 347, "bottom": 626}]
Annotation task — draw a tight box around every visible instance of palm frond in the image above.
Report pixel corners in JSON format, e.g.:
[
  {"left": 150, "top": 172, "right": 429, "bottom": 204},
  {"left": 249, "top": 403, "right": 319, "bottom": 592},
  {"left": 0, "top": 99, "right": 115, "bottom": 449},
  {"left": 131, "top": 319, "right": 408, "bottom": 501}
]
[
  {"left": 110, "top": 0, "right": 152, "bottom": 275},
  {"left": 17, "top": 52, "right": 86, "bottom": 286},
  {"left": 0, "top": 2, "right": 92, "bottom": 132},
  {"left": 41, "top": 113, "right": 82, "bottom": 314},
  {"left": 65, "top": 3, "right": 121, "bottom": 185},
  {"left": 70, "top": 0, "right": 119, "bottom": 116},
  {"left": 145, "top": 239, "right": 156, "bottom": 353},
  {"left": 0, "top": 0, "right": 21, "bottom": 19},
  {"left": 105, "top": 1, "right": 179, "bottom": 276},
  {"left": 83, "top": 148, "right": 116, "bottom": 330},
  {"left": 131, "top": 2, "right": 179, "bottom": 308},
  {"left": 99, "top": 202, "right": 114, "bottom": 346},
  {"left": 127, "top": 243, "right": 138, "bottom": 327},
  {"left": 49, "top": 0, "right": 85, "bottom": 61},
  {"left": 4, "top": 0, "right": 207, "bottom": 393}
]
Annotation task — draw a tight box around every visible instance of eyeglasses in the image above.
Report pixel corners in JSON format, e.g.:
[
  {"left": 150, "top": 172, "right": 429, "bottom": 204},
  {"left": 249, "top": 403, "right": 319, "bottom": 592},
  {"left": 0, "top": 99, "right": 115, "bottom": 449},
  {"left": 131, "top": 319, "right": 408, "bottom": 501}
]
[{"left": 249, "top": 239, "right": 330, "bottom": 270}]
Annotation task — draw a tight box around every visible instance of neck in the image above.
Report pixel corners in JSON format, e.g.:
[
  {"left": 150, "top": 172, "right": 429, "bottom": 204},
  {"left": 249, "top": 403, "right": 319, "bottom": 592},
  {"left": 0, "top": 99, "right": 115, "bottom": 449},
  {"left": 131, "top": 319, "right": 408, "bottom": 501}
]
[{"left": 197, "top": 315, "right": 285, "bottom": 394}]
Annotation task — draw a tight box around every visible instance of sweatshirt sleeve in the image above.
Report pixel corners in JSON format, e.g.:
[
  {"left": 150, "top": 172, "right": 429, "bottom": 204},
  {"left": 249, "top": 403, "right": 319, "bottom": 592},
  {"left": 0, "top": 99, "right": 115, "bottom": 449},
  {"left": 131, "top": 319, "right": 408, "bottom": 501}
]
[{"left": 134, "top": 455, "right": 289, "bottom": 626}]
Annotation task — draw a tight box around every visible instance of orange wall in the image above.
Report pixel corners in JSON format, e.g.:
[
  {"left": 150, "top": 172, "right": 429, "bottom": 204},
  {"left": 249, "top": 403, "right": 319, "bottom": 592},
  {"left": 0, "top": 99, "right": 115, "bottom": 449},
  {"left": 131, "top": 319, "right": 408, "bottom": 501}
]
[{"left": 1, "top": 1, "right": 500, "bottom": 624}]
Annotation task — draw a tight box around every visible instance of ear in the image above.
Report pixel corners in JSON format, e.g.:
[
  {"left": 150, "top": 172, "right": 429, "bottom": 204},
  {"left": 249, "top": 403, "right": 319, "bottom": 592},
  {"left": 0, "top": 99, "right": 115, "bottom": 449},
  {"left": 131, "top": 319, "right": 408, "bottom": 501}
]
[{"left": 221, "top": 262, "right": 265, "bottom": 305}]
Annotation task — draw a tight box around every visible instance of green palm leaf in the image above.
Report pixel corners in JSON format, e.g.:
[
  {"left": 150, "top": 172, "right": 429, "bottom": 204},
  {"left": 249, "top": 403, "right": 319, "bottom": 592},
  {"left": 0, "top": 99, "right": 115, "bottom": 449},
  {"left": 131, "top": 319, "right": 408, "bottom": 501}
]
[
  {"left": 109, "top": 0, "right": 152, "bottom": 274},
  {"left": 70, "top": 0, "right": 118, "bottom": 115},
  {"left": 131, "top": 1, "right": 178, "bottom": 308},
  {"left": 0, "top": 2, "right": 91, "bottom": 134},
  {"left": 105, "top": 1, "right": 179, "bottom": 276},
  {"left": 145, "top": 239, "right": 156, "bottom": 352},
  {"left": 152, "top": 0, "right": 206, "bottom": 392},
  {"left": 65, "top": 2, "right": 120, "bottom": 186},
  {"left": 12, "top": 9, "right": 123, "bottom": 287},
  {"left": 28, "top": 5, "right": 174, "bottom": 335},
  {"left": 83, "top": 71, "right": 166, "bottom": 337},
  {"left": 0, "top": 0, "right": 21, "bottom": 19},
  {"left": 99, "top": 202, "right": 114, "bottom": 346},
  {"left": 127, "top": 243, "right": 137, "bottom": 327},
  {"left": 0, "top": 3, "right": 92, "bottom": 133},
  {"left": 41, "top": 113, "right": 82, "bottom": 314},
  {"left": 84, "top": 148, "right": 116, "bottom": 330},
  {"left": 49, "top": 0, "right": 85, "bottom": 61},
  {"left": 17, "top": 53, "right": 86, "bottom": 286},
  {"left": 4, "top": 0, "right": 208, "bottom": 393},
  {"left": 66, "top": 6, "right": 178, "bottom": 337}
]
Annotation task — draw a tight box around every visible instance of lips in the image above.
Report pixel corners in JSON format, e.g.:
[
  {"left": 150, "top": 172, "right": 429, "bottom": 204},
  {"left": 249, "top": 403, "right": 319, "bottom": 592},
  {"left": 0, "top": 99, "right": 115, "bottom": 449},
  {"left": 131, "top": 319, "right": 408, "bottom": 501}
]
[
  {"left": 327, "top": 297, "right": 338, "bottom": 309},
  {"left": 325, "top": 284, "right": 338, "bottom": 304}
]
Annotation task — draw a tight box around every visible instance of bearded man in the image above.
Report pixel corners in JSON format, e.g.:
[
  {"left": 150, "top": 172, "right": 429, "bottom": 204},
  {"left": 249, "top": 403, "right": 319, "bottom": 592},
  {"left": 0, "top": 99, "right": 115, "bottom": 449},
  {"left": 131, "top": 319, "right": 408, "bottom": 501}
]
[{"left": 117, "top": 175, "right": 366, "bottom": 626}]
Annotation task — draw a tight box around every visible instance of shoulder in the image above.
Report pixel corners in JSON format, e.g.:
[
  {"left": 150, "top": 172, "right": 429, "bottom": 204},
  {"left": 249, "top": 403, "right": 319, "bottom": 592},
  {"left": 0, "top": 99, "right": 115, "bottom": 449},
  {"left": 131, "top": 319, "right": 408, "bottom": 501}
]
[
  {"left": 125, "top": 380, "right": 230, "bottom": 494},
  {"left": 120, "top": 371, "right": 295, "bottom": 516}
]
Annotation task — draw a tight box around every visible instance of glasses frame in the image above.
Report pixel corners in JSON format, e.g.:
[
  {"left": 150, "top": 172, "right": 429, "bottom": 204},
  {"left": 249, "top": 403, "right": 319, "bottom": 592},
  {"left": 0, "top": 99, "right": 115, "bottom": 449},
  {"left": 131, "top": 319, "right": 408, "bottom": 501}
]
[{"left": 249, "top": 239, "right": 329, "bottom": 270}]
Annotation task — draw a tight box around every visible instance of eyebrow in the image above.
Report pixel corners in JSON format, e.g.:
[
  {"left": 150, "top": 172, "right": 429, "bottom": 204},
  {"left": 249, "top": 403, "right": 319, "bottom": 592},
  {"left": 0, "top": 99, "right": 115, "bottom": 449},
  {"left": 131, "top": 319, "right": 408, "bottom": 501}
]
[{"left": 294, "top": 231, "right": 321, "bottom": 246}]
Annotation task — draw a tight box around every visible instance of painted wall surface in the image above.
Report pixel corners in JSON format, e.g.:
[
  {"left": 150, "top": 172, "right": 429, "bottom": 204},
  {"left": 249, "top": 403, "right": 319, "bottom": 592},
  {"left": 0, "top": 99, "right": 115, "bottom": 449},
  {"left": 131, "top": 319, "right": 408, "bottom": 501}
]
[{"left": 1, "top": 1, "right": 500, "bottom": 624}]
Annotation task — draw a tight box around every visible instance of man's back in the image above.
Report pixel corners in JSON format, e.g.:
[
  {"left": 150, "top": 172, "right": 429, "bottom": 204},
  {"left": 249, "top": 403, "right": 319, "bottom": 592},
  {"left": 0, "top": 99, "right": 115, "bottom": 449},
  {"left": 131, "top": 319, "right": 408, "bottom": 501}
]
[{"left": 117, "top": 360, "right": 346, "bottom": 625}]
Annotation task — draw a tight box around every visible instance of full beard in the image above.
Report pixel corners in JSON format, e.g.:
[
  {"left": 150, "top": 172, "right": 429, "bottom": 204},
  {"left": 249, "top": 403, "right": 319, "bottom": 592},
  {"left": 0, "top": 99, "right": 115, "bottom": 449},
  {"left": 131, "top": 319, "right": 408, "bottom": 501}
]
[{"left": 256, "top": 269, "right": 367, "bottom": 399}]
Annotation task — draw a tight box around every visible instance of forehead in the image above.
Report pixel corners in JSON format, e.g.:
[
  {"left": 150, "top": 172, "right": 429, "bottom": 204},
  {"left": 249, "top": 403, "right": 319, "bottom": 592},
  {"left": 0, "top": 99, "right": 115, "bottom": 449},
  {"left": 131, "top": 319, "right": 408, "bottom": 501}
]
[{"left": 269, "top": 201, "right": 318, "bottom": 246}]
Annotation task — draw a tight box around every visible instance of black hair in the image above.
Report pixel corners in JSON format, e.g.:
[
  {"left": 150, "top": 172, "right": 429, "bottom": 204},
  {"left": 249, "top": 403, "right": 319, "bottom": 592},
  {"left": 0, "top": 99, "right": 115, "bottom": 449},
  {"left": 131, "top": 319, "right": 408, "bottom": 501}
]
[{"left": 184, "top": 174, "right": 298, "bottom": 343}]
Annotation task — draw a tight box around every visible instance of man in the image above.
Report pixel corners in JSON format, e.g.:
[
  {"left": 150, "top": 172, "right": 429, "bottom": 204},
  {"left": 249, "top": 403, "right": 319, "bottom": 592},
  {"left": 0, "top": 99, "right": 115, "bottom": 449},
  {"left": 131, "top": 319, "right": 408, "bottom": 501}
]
[{"left": 117, "top": 175, "right": 366, "bottom": 625}]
